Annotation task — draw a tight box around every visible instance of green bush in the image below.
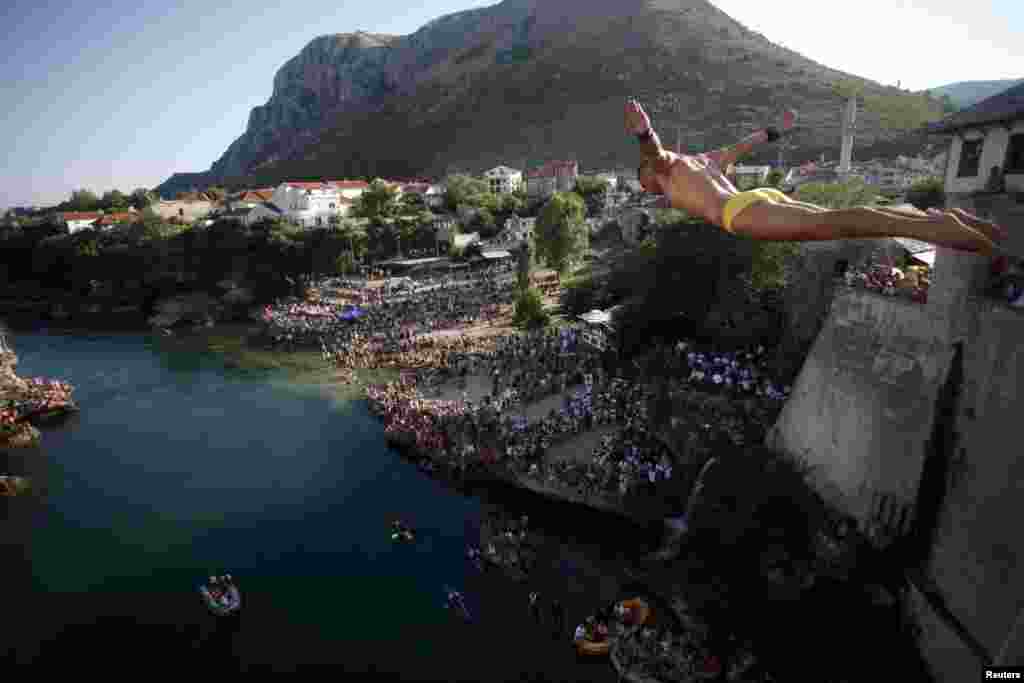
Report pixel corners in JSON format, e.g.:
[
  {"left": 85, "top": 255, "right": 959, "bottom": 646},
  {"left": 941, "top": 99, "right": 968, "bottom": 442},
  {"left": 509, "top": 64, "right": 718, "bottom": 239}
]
[
  {"left": 905, "top": 177, "right": 945, "bottom": 211},
  {"left": 513, "top": 285, "right": 550, "bottom": 330},
  {"left": 794, "top": 179, "right": 879, "bottom": 209}
]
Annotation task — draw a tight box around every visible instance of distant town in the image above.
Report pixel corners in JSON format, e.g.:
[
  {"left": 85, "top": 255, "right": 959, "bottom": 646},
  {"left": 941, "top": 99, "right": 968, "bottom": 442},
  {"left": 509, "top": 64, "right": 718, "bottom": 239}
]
[{"left": 2, "top": 152, "right": 946, "bottom": 236}]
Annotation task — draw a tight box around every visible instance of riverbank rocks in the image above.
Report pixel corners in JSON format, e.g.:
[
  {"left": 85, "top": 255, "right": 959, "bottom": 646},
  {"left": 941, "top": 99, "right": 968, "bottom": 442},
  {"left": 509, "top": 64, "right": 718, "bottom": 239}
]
[
  {"left": 2, "top": 421, "right": 41, "bottom": 448},
  {"left": 148, "top": 292, "right": 228, "bottom": 328},
  {"left": 0, "top": 350, "right": 29, "bottom": 395},
  {"left": 221, "top": 287, "right": 255, "bottom": 307}
]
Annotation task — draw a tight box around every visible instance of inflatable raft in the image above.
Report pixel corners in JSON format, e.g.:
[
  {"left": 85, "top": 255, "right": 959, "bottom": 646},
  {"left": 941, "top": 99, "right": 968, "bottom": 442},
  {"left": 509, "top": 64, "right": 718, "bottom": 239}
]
[
  {"left": 619, "top": 597, "right": 651, "bottom": 627},
  {"left": 576, "top": 636, "right": 612, "bottom": 656},
  {"left": 199, "top": 583, "right": 241, "bottom": 617}
]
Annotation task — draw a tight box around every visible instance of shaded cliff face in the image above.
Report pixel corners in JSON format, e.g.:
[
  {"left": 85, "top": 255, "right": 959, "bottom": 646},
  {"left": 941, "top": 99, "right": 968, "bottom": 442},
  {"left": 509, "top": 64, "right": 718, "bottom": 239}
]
[
  {"left": 181, "top": 0, "right": 945, "bottom": 189},
  {"left": 208, "top": 32, "right": 399, "bottom": 180}
]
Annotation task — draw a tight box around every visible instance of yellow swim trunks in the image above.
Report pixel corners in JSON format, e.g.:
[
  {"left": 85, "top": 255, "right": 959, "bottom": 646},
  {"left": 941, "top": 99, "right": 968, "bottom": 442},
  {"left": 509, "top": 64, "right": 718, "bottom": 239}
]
[{"left": 722, "top": 188, "right": 793, "bottom": 234}]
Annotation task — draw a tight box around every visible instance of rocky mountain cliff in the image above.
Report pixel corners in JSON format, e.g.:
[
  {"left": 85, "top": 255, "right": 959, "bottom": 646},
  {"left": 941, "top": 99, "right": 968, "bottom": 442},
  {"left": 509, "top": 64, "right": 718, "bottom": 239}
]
[{"left": 158, "top": 0, "right": 947, "bottom": 195}]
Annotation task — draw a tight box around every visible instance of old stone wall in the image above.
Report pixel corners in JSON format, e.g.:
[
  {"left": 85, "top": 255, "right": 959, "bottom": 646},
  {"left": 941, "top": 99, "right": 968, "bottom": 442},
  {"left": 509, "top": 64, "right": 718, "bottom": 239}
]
[
  {"left": 767, "top": 187, "right": 1024, "bottom": 680},
  {"left": 766, "top": 286, "right": 950, "bottom": 526},
  {"left": 908, "top": 302, "right": 1024, "bottom": 680}
]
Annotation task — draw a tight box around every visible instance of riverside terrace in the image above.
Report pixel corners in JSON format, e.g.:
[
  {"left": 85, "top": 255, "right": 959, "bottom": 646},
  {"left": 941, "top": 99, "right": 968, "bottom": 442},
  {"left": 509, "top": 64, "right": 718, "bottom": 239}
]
[
  {"left": 365, "top": 331, "right": 792, "bottom": 517},
  {"left": 260, "top": 261, "right": 517, "bottom": 352}
]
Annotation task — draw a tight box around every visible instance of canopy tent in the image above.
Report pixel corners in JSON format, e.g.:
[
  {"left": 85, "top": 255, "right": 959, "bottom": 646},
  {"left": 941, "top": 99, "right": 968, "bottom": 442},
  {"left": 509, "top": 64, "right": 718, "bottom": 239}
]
[{"left": 340, "top": 306, "right": 365, "bottom": 321}]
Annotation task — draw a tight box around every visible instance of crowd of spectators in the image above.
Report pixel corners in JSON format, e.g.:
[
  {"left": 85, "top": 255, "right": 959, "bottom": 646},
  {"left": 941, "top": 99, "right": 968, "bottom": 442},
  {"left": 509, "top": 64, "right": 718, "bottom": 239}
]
[
  {"left": 1, "top": 377, "right": 76, "bottom": 431},
  {"left": 261, "top": 262, "right": 517, "bottom": 356},
  {"left": 842, "top": 262, "right": 931, "bottom": 303}
]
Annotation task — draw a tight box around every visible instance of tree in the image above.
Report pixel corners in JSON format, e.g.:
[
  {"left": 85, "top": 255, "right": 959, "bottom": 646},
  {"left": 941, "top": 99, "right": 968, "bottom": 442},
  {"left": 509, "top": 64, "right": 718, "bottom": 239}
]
[
  {"left": 68, "top": 189, "right": 99, "bottom": 211},
  {"left": 765, "top": 169, "right": 785, "bottom": 188},
  {"left": 513, "top": 285, "right": 550, "bottom": 330},
  {"left": 905, "top": 177, "right": 945, "bottom": 211},
  {"left": 352, "top": 179, "right": 400, "bottom": 221},
  {"left": 473, "top": 207, "right": 498, "bottom": 237},
  {"left": 100, "top": 190, "right": 128, "bottom": 210},
  {"left": 794, "top": 179, "right": 879, "bottom": 209},
  {"left": 535, "top": 192, "right": 588, "bottom": 273},
  {"left": 335, "top": 252, "right": 356, "bottom": 275},
  {"left": 130, "top": 188, "right": 155, "bottom": 210},
  {"left": 573, "top": 177, "right": 609, "bottom": 217},
  {"left": 443, "top": 174, "right": 489, "bottom": 212},
  {"left": 399, "top": 190, "right": 426, "bottom": 215}
]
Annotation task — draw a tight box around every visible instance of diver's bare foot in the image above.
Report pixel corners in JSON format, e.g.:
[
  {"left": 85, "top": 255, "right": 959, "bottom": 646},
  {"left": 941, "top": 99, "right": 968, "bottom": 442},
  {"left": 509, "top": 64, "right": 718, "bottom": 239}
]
[
  {"left": 944, "top": 207, "right": 1008, "bottom": 244},
  {"left": 922, "top": 211, "right": 997, "bottom": 253}
]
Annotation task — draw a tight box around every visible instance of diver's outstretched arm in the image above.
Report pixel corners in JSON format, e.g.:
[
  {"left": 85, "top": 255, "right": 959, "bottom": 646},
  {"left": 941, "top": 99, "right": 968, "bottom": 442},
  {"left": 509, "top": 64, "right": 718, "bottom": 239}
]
[
  {"left": 626, "top": 99, "right": 669, "bottom": 163},
  {"left": 709, "top": 110, "right": 797, "bottom": 169}
]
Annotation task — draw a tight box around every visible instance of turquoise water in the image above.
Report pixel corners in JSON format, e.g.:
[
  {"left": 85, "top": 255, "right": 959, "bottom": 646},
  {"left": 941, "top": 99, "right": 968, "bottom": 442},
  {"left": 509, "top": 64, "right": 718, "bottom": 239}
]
[{"left": 2, "top": 330, "right": 628, "bottom": 679}]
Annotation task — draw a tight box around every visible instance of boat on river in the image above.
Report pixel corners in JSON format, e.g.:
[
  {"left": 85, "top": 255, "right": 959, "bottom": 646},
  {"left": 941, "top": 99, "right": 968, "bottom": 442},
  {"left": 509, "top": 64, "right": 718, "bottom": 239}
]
[
  {"left": 577, "top": 636, "right": 612, "bottom": 656},
  {"left": 199, "top": 578, "right": 241, "bottom": 617},
  {"left": 618, "top": 597, "right": 651, "bottom": 627},
  {"left": 443, "top": 586, "right": 472, "bottom": 621}
]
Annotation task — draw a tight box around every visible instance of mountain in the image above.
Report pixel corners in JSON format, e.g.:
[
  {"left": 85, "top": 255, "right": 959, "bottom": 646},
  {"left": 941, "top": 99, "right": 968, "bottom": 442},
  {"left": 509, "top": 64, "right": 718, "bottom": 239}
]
[
  {"left": 157, "top": 0, "right": 950, "bottom": 196},
  {"left": 925, "top": 79, "right": 1024, "bottom": 110}
]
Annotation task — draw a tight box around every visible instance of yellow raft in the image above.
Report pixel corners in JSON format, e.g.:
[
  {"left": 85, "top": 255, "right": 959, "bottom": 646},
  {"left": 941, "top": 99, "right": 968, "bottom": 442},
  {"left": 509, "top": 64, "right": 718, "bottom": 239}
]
[
  {"left": 576, "top": 637, "right": 612, "bottom": 656},
  {"left": 619, "top": 597, "right": 651, "bottom": 627}
]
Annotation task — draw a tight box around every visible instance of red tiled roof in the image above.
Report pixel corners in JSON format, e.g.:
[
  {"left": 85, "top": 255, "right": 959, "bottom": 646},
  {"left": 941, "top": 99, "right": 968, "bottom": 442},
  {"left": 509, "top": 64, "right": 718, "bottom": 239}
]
[
  {"left": 60, "top": 212, "right": 102, "bottom": 221},
  {"left": 329, "top": 180, "right": 370, "bottom": 190},
  {"left": 526, "top": 161, "right": 578, "bottom": 178},
  {"left": 238, "top": 189, "right": 274, "bottom": 202},
  {"left": 95, "top": 213, "right": 135, "bottom": 225},
  {"left": 283, "top": 181, "right": 329, "bottom": 190}
]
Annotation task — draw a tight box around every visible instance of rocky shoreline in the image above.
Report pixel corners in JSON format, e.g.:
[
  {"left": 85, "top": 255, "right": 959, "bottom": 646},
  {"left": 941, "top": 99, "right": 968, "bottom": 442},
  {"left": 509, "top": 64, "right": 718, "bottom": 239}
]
[{"left": 1, "top": 344, "right": 78, "bottom": 450}]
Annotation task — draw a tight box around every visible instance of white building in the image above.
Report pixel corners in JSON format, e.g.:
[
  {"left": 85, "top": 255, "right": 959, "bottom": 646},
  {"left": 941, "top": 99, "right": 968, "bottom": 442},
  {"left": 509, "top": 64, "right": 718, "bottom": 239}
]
[
  {"left": 244, "top": 202, "right": 287, "bottom": 226},
  {"left": 483, "top": 166, "right": 523, "bottom": 194},
  {"left": 453, "top": 232, "right": 481, "bottom": 251},
  {"left": 928, "top": 84, "right": 1024, "bottom": 196},
  {"left": 58, "top": 212, "right": 103, "bottom": 233},
  {"left": 498, "top": 215, "right": 535, "bottom": 247},
  {"left": 269, "top": 180, "right": 368, "bottom": 228},
  {"left": 398, "top": 182, "right": 445, "bottom": 209}
]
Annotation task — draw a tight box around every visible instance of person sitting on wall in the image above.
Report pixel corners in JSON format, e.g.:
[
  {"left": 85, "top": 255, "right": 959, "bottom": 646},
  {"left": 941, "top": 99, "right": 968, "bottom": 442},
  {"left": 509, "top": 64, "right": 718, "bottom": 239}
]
[
  {"left": 626, "top": 99, "right": 1007, "bottom": 253},
  {"left": 985, "top": 165, "right": 1006, "bottom": 194}
]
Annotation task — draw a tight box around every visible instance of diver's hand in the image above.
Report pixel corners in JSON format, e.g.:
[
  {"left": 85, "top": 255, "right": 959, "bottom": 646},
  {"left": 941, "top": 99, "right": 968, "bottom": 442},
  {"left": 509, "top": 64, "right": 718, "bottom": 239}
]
[{"left": 626, "top": 100, "right": 652, "bottom": 135}]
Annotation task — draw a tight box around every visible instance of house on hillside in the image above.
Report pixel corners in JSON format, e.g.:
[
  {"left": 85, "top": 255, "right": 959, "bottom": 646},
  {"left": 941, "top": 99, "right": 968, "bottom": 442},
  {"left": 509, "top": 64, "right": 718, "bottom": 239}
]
[
  {"left": 498, "top": 215, "right": 535, "bottom": 247},
  {"left": 93, "top": 212, "right": 138, "bottom": 230},
  {"left": 525, "top": 161, "right": 578, "bottom": 199},
  {"left": 226, "top": 189, "right": 274, "bottom": 212},
  {"left": 245, "top": 202, "right": 286, "bottom": 226},
  {"left": 925, "top": 81, "right": 1024, "bottom": 256},
  {"left": 452, "top": 232, "right": 480, "bottom": 252},
  {"left": 152, "top": 198, "right": 214, "bottom": 223},
  {"left": 398, "top": 182, "right": 445, "bottom": 209},
  {"left": 269, "top": 181, "right": 367, "bottom": 228},
  {"left": 483, "top": 166, "right": 523, "bottom": 194},
  {"left": 58, "top": 212, "right": 103, "bottom": 233},
  {"left": 330, "top": 180, "right": 370, "bottom": 200}
]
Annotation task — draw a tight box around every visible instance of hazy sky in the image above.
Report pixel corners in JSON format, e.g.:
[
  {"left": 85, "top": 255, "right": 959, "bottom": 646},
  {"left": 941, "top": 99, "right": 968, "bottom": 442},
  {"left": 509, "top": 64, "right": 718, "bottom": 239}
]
[{"left": 2, "top": 0, "right": 1021, "bottom": 209}]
